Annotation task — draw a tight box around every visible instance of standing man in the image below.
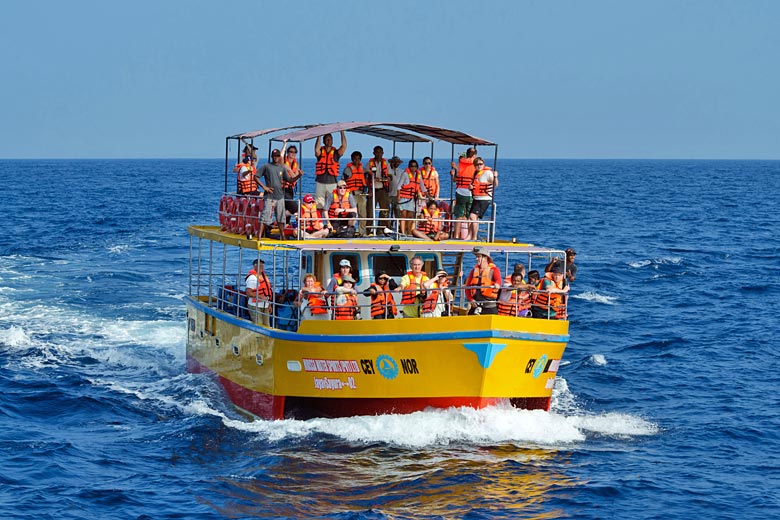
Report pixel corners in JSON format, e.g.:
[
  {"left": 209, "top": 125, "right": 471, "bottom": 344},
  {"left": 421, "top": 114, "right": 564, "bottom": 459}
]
[
  {"left": 245, "top": 258, "right": 273, "bottom": 326},
  {"left": 387, "top": 156, "right": 405, "bottom": 227},
  {"left": 342, "top": 151, "right": 367, "bottom": 235},
  {"left": 467, "top": 157, "right": 497, "bottom": 241},
  {"left": 450, "top": 147, "right": 477, "bottom": 239},
  {"left": 257, "top": 147, "right": 293, "bottom": 239},
  {"left": 367, "top": 146, "right": 391, "bottom": 232},
  {"left": 464, "top": 249, "right": 502, "bottom": 315},
  {"left": 314, "top": 131, "right": 347, "bottom": 209}
]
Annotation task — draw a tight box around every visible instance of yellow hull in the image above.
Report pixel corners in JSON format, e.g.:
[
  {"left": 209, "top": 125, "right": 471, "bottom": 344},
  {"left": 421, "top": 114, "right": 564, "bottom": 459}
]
[{"left": 186, "top": 296, "right": 569, "bottom": 419}]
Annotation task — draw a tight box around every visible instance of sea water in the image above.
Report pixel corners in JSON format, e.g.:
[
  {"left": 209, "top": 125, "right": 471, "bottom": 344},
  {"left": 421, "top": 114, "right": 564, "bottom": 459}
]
[{"left": 1, "top": 158, "right": 779, "bottom": 519}]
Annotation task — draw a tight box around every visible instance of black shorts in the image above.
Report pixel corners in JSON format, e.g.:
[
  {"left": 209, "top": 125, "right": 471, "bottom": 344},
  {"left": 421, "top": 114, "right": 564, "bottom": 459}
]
[{"left": 469, "top": 199, "right": 491, "bottom": 218}]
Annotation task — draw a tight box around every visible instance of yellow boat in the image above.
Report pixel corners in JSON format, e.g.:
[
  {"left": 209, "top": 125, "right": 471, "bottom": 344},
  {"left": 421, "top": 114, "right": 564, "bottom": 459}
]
[{"left": 186, "top": 123, "right": 570, "bottom": 420}]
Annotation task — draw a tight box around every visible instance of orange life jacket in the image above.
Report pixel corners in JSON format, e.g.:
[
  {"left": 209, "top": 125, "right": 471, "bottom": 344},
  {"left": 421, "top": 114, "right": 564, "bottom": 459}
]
[
  {"left": 328, "top": 190, "right": 352, "bottom": 219},
  {"left": 532, "top": 278, "right": 567, "bottom": 319},
  {"left": 455, "top": 156, "right": 476, "bottom": 189},
  {"left": 465, "top": 262, "right": 500, "bottom": 300},
  {"left": 421, "top": 279, "right": 448, "bottom": 314},
  {"left": 420, "top": 167, "right": 438, "bottom": 197},
  {"left": 282, "top": 158, "right": 299, "bottom": 191},
  {"left": 300, "top": 202, "right": 324, "bottom": 231},
  {"left": 301, "top": 282, "right": 328, "bottom": 315},
  {"left": 417, "top": 207, "right": 441, "bottom": 234},
  {"left": 334, "top": 293, "right": 358, "bottom": 320},
  {"left": 368, "top": 158, "right": 389, "bottom": 189},
  {"left": 471, "top": 167, "right": 494, "bottom": 198},
  {"left": 343, "top": 162, "right": 366, "bottom": 193},
  {"left": 245, "top": 269, "right": 272, "bottom": 303},
  {"left": 398, "top": 169, "right": 422, "bottom": 201},
  {"left": 316, "top": 147, "right": 339, "bottom": 177},
  {"left": 369, "top": 283, "right": 397, "bottom": 319},
  {"left": 498, "top": 287, "right": 532, "bottom": 316},
  {"left": 401, "top": 270, "right": 429, "bottom": 305},
  {"left": 236, "top": 163, "right": 258, "bottom": 194}
]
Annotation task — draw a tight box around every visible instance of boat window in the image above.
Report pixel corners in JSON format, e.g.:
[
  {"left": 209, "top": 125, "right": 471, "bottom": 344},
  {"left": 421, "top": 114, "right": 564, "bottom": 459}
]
[
  {"left": 330, "top": 253, "right": 360, "bottom": 284},
  {"left": 369, "top": 254, "right": 407, "bottom": 279}
]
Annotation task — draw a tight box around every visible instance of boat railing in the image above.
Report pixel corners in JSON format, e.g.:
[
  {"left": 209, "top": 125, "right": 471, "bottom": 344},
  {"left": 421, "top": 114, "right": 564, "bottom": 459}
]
[
  {"left": 218, "top": 192, "right": 496, "bottom": 241},
  {"left": 210, "top": 283, "right": 566, "bottom": 331}
]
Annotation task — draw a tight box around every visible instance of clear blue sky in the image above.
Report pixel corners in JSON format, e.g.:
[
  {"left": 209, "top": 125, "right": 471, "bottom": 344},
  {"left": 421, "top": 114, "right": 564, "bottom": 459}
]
[{"left": 2, "top": 0, "right": 778, "bottom": 159}]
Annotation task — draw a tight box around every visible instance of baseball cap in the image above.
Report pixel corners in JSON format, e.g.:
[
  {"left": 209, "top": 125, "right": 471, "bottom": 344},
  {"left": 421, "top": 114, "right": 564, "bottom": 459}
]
[
  {"left": 303, "top": 194, "right": 314, "bottom": 203},
  {"left": 339, "top": 259, "right": 351, "bottom": 267}
]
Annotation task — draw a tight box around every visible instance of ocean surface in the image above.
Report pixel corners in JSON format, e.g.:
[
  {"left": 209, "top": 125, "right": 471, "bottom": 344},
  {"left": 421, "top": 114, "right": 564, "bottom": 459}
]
[{"left": 1, "top": 157, "right": 779, "bottom": 519}]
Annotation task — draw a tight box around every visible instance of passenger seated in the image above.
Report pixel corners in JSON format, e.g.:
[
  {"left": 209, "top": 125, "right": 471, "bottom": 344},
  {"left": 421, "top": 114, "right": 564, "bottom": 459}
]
[
  {"left": 300, "top": 194, "right": 330, "bottom": 238},
  {"left": 363, "top": 271, "right": 398, "bottom": 319},
  {"left": 334, "top": 276, "right": 358, "bottom": 320},
  {"left": 411, "top": 199, "right": 449, "bottom": 241},
  {"left": 324, "top": 180, "right": 357, "bottom": 231},
  {"left": 296, "top": 274, "right": 329, "bottom": 321},
  {"left": 498, "top": 272, "right": 533, "bottom": 317},
  {"left": 421, "top": 270, "right": 453, "bottom": 318}
]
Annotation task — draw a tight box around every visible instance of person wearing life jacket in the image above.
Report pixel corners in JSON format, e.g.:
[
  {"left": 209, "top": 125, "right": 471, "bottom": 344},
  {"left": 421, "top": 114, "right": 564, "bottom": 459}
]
[
  {"left": 498, "top": 272, "right": 533, "bottom": 317},
  {"left": 282, "top": 145, "right": 304, "bottom": 221},
  {"left": 362, "top": 271, "right": 398, "bottom": 319},
  {"left": 421, "top": 270, "right": 453, "bottom": 318},
  {"left": 396, "top": 160, "right": 428, "bottom": 235},
  {"left": 245, "top": 258, "right": 273, "bottom": 326},
  {"left": 419, "top": 156, "right": 440, "bottom": 199},
  {"left": 450, "top": 147, "right": 477, "bottom": 239},
  {"left": 411, "top": 199, "right": 449, "bottom": 241},
  {"left": 465, "top": 249, "right": 502, "bottom": 315},
  {"left": 323, "top": 180, "right": 357, "bottom": 232},
  {"left": 395, "top": 255, "right": 429, "bottom": 318},
  {"left": 545, "top": 248, "right": 578, "bottom": 284},
  {"left": 300, "top": 194, "right": 329, "bottom": 238},
  {"left": 504, "top": 263, "right": 527, "bottom": 286},
  {"left": 314, "top": 131, "right": 347, "bottom": 210},
  {"left": 387, "top": 156, "right": 405, "bottom": 224},
  {"left": 342, "top": 151, "right": 368, "bottom": 235},
  {"left": 531, "top": 265, "right": 569, "bottom": 320},
  {"left": 326, "top": 258, "right": 354, "bottom": 301},
  {"left": 333, "top": 276, "right": 359, "bottom": 320},
  {"left": 367, "top": 146, "right": 391, "bottom": 231},
  {"left": 467, "top": 157, "right": 498, "bottom": 241},
  {"left": 235, "top": 156, "right": 259, "bottom": 195},
  {"left": 295, "top": 273, "right": 329, "bottom": 321}
]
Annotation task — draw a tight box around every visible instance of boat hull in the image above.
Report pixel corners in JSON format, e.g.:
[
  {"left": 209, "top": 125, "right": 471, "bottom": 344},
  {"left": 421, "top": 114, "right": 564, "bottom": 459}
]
[{"left": 185, "top": 296, "right": 569, "bottom": 420}]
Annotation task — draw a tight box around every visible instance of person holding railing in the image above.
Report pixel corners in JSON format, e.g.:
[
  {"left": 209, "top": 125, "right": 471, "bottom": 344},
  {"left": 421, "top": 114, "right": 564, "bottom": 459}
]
[
  {"left": 245, "top": 258, "right": 272, "bottom": 325},
  {"left": 465, "top": 249, "right": 502, "bottom": 315},
  {"left": 296, "top": 273, "right": 329, "bottom": 321},
  {"left": 363, "top": 271, "right": 398, "bottom": 319},
  {"left": 334, "top": 276, "right": 359, "bottom": 320},
  {"left": 411, "top": 199, "right": 449, "bottom": 241},
  {"left": 498, "top": 272, "right": 533, "bottom": 317},
  {"left": 421, "top": 270, "right": 453, "bottom": 318},
  {"left": 387, "top": 156, "right": 405, "bottom": 226},
  {"left": 395, "top": 256, "right": 429, "bottom": 318},
  {"left": 300, "top": 194, "right": 330, "bottom": 238},
  {"left": 531, "top": 265, "right": 569, "bottom": 320},
  {"left": 467, "top": 157, "right": 497, "bottom": 241}
]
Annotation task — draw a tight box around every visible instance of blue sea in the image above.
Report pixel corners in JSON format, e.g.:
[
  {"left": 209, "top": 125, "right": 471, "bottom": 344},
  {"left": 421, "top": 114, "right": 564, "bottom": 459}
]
[{"left": 1, "top": 158, "right": 779, "bottom": 519}]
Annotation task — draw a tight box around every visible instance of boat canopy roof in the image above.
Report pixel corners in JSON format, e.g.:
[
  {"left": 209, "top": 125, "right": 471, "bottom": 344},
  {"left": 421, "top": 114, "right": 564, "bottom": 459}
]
[{"left": 228, "top": 122, "right": 495, "bottom": 146}]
